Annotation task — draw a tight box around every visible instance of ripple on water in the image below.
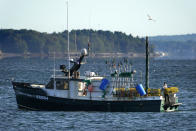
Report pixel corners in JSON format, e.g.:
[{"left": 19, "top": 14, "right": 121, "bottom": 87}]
[{"left": 0, "top": 58, "right": 196, "bottom": 130}]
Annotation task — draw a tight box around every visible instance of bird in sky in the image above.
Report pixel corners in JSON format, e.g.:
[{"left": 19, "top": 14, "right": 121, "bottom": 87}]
[{"left": 147, "top": 14, "right": 156, "bottom": 22}]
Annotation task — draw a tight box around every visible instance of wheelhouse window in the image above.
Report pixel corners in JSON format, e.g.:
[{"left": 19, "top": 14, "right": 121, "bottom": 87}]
[
  {"left": 56, "top": 81, "right": 69, "bottom": 90},
  {"left": 46, "top": 79, "right": 69, "bottom": 90},
  {"left": 46, "top": 80, "right": 54, "bottom": 89}
]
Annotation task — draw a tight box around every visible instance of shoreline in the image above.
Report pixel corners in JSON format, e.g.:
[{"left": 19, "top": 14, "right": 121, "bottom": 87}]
[{"left": 0, "top": 52, "right": 159, "bottom": 59}]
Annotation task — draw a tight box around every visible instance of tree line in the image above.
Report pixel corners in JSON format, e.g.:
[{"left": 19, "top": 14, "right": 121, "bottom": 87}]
[
  {"left": 151, "top": 40, "right": 196, "bottom": 59},
  {"left": 0, "top": 29, "right": 154, "bottom": 54},
  {"left": 150, "top": 34, "right": 196, "bottom": 59},
  {"left": 150, "top": 34, "right": 196, "bottom": 42}
]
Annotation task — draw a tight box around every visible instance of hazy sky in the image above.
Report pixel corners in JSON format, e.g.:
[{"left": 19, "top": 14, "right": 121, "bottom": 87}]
[{"left": 0, "top": 0, "right": 195, "bottom": 36}]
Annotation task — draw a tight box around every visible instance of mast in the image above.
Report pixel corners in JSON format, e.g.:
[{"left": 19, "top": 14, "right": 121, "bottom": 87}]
[
  {"left": 53, "top": 52, "right": 56, "bottom": 96},
  {"left": 67, "top": 1, "right": 70, "bottom": 78},
  {"left": 145, "top": 36, "right": 149, "bottom": 94}
]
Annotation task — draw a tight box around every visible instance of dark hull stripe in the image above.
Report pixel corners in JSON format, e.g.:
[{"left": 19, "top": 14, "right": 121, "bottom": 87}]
[
  {"left": 13, "top": 82, "right": 164, "bottom": 112},
  {"left": 15, "top": 94, "right": 162, "bottom": 112}
]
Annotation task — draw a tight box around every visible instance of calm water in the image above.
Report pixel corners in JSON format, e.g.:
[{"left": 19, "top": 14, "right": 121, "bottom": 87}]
[{"left": 0, "top": 57, "right": 196, "bottom": 131}]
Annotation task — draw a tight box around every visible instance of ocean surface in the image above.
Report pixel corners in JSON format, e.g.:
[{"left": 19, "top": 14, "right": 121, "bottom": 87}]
[{"left": 0, "top": 57, "right": 196, "bottom": 131}]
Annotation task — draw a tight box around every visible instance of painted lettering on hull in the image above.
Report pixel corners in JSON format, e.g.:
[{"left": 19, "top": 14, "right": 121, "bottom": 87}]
[{"left": 15, "top": 90, "right": 48, "bottom": 100}]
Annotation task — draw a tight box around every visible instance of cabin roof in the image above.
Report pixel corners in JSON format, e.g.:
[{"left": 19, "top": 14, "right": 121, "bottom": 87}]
[{"left": 50, "top": 75, "right": 104, "bottom": 81}]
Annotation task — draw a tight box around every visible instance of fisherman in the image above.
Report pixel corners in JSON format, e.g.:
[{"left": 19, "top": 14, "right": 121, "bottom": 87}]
[
  {"left": 163, "top": 82, "right": 167, "bottom": 89},
  {"left": 162, "top": 82, "right": 167, "bottom": 94},
  {"left": 162, "top": 82, "right": 169, "bottom": 103}
]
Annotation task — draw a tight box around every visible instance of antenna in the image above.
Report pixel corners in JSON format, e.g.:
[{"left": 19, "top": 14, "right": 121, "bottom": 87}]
[
  {"left": 88, "top": 13, "right": 91, "bottom": 56},
  {"left": 67, "top": 1, "right": 70, "bottom": 78}
]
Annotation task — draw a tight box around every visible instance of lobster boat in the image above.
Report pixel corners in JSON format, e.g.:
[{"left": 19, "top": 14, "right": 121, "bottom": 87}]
[{"left": 12, "top": 37, "right": 181, "bottom": 112}]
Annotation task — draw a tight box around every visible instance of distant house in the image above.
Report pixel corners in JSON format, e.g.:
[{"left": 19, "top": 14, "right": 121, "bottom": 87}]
[{"left": 24, "top": 51, "right": 31, "bottom": 56}]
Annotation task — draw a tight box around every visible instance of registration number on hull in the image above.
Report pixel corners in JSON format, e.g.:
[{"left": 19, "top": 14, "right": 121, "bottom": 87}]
[{"left": 15, "top": 90, "right": 48, "bottom": 100}]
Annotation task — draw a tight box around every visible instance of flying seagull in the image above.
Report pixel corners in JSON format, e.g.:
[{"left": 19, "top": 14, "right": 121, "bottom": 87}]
[{"left": 147, "top": 14, "right": 156, "bottom": 22}]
